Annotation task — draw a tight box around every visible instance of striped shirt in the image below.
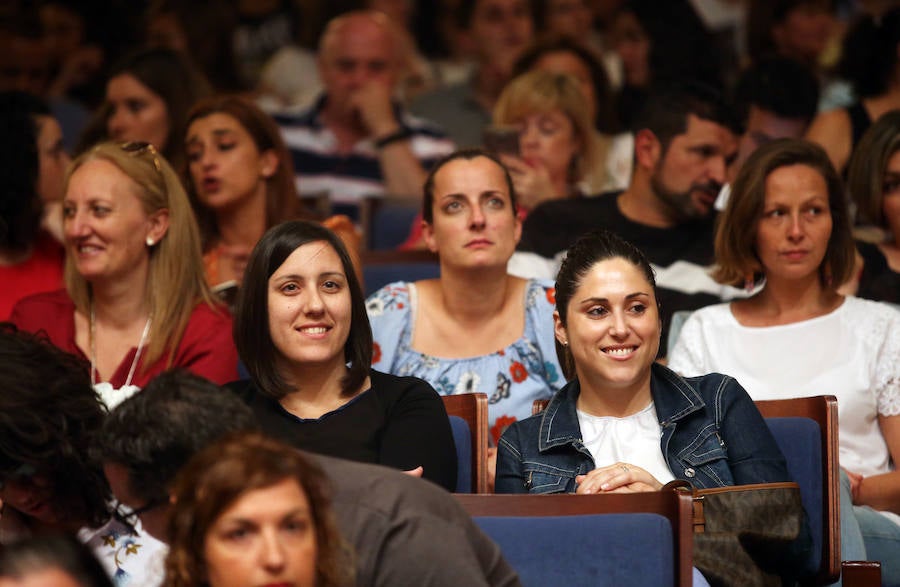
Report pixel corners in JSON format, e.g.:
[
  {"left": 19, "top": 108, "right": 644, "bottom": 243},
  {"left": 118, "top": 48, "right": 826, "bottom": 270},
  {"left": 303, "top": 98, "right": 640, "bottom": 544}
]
[{"left": 276, "top": 95, "right": 455, "bottom": 204}]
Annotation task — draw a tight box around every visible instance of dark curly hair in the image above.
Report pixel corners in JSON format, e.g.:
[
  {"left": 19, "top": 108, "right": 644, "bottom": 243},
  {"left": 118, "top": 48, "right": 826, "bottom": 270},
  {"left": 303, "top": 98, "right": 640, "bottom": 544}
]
[{"left": 0, "top": 323, "right": 111, "bottom": 529}]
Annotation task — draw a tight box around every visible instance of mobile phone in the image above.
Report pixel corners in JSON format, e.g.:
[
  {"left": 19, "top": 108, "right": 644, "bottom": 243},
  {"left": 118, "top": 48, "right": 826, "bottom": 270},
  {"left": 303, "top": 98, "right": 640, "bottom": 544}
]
[{"left": 483, "top": 126, "right": 520, "bottom": 156}]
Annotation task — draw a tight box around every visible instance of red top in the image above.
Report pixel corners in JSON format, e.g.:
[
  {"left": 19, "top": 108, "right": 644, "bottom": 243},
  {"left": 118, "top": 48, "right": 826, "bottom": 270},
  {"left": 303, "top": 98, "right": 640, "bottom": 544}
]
[
  {"left": 0, "top": 232, "right": 64, "bottom": 319},
  {"left": 10, "top": 289, "right": 239, "bottom": 387}
]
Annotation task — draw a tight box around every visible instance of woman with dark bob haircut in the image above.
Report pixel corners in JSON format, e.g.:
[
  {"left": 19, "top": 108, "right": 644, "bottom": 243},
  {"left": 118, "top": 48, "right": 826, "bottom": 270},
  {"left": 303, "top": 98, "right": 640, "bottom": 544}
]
[
  {"left": 842, "top": 109, "right": 900, "bottom": 304},
  {"left": 229, "top": 221, "right": 456, "bottom": 490},
  {"left": 0, "top": 324, "right": 166, "bottom": 585},
  {"left": 669, "top": 138, "right": 900, "bottom": 580},
  {"left": 164, "top": 433, "right": 353, "bottom": 587}
]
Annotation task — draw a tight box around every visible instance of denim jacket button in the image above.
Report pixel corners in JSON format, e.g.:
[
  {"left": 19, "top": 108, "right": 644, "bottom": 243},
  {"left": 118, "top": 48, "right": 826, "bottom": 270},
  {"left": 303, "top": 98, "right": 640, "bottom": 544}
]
[{"left": 684, "top": 467, "right": 696, "bottom": 478}]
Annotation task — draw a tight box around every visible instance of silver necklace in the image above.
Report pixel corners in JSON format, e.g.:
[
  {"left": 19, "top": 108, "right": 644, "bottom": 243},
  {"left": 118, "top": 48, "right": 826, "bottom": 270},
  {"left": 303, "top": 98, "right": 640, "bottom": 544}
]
[{"left": 89, "top": 301, "right": 151, "bottom": 388}]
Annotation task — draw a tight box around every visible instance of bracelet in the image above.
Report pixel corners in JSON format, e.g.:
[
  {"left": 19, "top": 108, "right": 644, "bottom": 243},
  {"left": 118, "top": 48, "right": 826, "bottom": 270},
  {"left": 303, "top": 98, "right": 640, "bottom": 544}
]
[{"left": 374, "top": 128, "right": 413, "bottom": 149}]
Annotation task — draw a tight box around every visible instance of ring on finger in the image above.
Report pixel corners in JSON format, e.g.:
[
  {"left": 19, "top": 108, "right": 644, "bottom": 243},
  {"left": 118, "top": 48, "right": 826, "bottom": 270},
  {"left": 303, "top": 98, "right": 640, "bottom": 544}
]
[{"left": 620, "top": 464, "right": 629, "bottom": 474}]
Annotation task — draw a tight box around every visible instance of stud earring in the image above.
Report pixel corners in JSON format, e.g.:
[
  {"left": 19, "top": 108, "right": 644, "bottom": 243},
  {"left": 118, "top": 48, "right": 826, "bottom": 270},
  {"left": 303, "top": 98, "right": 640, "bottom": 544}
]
[
  {"left": 743, "top": 272, "right": 755, "bottom": 293},
  {"left": 146, "top": 237, "right": 155, "bottom": 247}
]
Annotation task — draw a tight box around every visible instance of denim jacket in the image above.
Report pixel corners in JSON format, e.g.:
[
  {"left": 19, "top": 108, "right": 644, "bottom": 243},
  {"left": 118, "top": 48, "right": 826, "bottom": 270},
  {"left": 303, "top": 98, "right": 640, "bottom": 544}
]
[{"left": 496, "top": 363, "right": 794, "bottom": 494}]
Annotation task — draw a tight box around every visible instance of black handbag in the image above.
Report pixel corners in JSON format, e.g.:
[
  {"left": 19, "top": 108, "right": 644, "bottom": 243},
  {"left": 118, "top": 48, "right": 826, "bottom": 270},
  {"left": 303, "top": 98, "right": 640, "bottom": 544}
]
[{"left": 664, "top": 480, "right": 805, "bottom": 587}]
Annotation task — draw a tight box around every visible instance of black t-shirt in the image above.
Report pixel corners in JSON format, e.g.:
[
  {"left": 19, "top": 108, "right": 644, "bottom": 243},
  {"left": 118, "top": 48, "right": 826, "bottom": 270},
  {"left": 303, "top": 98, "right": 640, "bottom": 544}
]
[
  {"left": 856, "top": 240, "right": 900, "bottom": 305},
  {"left": 228, "top": 370, "right": 458, "bottom": 491}
]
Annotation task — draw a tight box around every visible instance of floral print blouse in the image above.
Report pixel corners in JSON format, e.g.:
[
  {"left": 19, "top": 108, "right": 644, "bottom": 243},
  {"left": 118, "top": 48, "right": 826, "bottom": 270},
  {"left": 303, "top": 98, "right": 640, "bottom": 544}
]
[{"left": 366, "top": 279, "right": 563, "bottom": 444}]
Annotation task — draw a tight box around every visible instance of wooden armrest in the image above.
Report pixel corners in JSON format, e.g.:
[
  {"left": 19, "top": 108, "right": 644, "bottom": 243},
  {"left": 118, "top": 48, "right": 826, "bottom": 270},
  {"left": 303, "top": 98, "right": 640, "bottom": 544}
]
[{"left": 840, "top": 560, "right": 881, "bottom": 587}]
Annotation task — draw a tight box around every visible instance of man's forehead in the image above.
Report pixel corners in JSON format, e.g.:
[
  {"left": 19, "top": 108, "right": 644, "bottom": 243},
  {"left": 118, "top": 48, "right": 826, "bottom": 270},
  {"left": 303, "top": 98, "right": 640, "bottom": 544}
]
[
  {"left": 321, "top": 17, "right": 396, "bottom": 59},
  {"left": 670, "top": 113, "right": 737, "bottom": 153}
]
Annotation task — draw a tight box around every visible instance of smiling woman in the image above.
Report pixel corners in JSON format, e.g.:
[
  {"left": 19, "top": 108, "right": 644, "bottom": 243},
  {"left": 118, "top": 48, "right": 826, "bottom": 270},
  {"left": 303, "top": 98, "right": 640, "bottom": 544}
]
[
  {"left": 10, "top": 141, "right": 238, "bottom": 407},
  {"left": 495, "top": 228, "right": 812, "bottom": 582},
  {"left": 229, "top": 220, "right": 457, "bottom": 491}
]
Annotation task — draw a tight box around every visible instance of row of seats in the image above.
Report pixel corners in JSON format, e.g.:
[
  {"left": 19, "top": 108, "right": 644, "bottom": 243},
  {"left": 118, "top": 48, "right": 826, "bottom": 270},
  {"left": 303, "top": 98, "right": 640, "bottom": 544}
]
[{"left": 443, "top": 393, "right": 881, "bottom": 586}]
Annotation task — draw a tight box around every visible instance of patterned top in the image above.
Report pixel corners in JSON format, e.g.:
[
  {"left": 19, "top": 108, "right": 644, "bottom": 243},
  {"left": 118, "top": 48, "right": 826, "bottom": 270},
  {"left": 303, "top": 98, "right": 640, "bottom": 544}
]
[{"left": 366, "top": 279, "right": 563, "bottom": 444}]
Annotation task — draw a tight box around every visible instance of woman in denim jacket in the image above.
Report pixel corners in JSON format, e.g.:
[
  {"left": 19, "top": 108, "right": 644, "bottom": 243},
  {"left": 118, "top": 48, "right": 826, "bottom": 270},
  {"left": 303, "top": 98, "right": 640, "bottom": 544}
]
[
  {"left": 496, "top": 229, "right": 797, "bottom": 493},
  {"left": 495, "top": 230, "right": 811, "bottom": 580}
]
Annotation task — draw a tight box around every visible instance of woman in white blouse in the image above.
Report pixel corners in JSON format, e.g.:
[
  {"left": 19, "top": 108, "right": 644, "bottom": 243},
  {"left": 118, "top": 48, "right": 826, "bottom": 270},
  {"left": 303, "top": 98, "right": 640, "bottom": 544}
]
[{"left": 668, "top": 138, "right": 900, "bottom": 582}]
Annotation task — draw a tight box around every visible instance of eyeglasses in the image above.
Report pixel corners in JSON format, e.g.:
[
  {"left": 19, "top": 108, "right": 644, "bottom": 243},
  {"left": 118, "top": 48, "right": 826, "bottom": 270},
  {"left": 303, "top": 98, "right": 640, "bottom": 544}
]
[
  {"left": 117, "top": 496, "right": 167, "bottom": 527},
  {"left": 120, "top": 140, "right": 163, "bottom": 174},
  {"left": 0, "top": 462, "right": 37, "bottom": 492}
]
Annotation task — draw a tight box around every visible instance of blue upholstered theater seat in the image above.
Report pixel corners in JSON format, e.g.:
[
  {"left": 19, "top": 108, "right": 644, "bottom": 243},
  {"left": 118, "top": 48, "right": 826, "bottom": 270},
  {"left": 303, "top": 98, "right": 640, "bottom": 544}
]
[
  {"left": 448, "top": 415, "right": 472, "bottom": 493},
  {"left": 765, "top": 416, "right": 823, "bottom": 576},
  {"left": 474, "top": 513, "right": 675, "bottom": 586}
]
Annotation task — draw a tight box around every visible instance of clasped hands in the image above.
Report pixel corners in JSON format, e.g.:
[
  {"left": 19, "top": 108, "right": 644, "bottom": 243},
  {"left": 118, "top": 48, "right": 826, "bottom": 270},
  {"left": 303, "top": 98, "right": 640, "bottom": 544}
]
[{"left": 575, "top": 462, "right": 664, "bottom": 494}]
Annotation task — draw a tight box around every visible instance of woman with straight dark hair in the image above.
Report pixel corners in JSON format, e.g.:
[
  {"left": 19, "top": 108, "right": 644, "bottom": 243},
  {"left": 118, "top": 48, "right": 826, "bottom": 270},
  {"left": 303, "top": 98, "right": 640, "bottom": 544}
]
[
  {"left": 76, "top": 47, "right": 211, "bottom": 171},
  {"left": 183, "top": 95, "right": 359, "bottom": 292},
  {"left": 230, "top": 220, "right": 456, "bottom": 491},
  {"left": 669, "top": 138, "right": 900, "bottom": 581}
]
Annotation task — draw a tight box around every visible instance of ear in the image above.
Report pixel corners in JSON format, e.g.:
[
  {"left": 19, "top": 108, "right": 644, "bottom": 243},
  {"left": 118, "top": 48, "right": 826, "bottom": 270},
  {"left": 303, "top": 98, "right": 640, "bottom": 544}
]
[
  {"left": 634, "top": 128, "right": 661, "bottom": 171},
  {"left": 147, "top": 208, "right": 170, "bottom": 245},
  {"left": 421, "top": 219, "right": 438, "bottom": 253},
  {"left": 259, "top": 149, "right": 278, "bottom": 179},
  {"left": 553, "top": 310, "right": 568, "bottom": 347}
]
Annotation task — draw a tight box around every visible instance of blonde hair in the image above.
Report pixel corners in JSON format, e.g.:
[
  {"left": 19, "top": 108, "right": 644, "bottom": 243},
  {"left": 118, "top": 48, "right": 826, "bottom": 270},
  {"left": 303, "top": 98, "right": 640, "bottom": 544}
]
[
  {"left": 493, "top": 70, "right": 598, "bottom": 186},
  {"left": 64, "top": 141, "right": 218, "bottom": 370}
]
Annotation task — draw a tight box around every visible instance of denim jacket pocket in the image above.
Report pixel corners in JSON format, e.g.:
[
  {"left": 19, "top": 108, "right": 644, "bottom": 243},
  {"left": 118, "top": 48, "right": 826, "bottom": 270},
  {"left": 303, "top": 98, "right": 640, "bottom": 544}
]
[
  {"left": 673, "top": 425, "right": 732, "bottom": 486},
  {"left": 520, "top": 461, "right": 579, "bottom": 494}
]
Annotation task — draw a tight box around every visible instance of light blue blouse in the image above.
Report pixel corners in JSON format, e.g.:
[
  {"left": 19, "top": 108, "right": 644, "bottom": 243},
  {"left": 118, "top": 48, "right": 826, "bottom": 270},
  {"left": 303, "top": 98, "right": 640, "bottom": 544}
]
[{"left": 366, "top": 279, "right": 563, "bottom": 444}]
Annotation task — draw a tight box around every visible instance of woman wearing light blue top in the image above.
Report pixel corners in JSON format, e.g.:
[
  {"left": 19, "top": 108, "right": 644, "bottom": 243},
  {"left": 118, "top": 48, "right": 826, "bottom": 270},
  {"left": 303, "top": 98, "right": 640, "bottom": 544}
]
[{"left": 366, "top": 149, "right": 563, "bottom": 455}]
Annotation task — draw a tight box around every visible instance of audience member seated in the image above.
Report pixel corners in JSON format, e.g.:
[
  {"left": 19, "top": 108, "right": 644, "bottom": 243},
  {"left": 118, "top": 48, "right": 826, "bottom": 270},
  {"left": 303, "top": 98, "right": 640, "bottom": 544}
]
[
  {"left": 508, "top": 82, "right": 741, "bottom": 355},
  {"left": 495, "top": 230, "right": 811, "bottom": 584},
  {"left": 410, "top": 0, "right": 535, "bottom": 148},
  {"left": 668, "top": 138, "right": 900, "bottom": 582},
  {"left": 842, "top": 109, "right": 900, "bottom": 304},
  {"left": 143, "top": 0, "right": 245, "bottom": 94},
  {"left": 11, "top": 141, "right": 237, "bottom": 408},
  {"left": 75, "top": 47, "right": 212, "bottom": 172},
  {"left": 367, "top": 150, "right": 561, "bottom": 452},
  {"left": 805, "top": 7, "right": 900, "bottom": 174},
  {"left": 745, "top": 0, "right": 836, "bottom": 72},
  {"left": 512, "top": 36, "right": 632, "bottom": 193},
  {"left": 96, "top": 369, "right": 519, "bottom": 587},
  {"left": 398, "top": 69, "right": 605, "bottom": 249},
  {"left": 0, "top": 92, "right": 65, "bottom": 318},
  {"left": 0, "top": 324, "right": 166, "bottom": 586},
  {"left": 729, "top": 56, "right": 821, "bottom": 182},
  {"left": 276, "top": 11, "right": 454, "bottom": 208},
  {"left": 493, "top": 71, "right": 598, "bottom": 212},
  {"left": 0, "top": 534, "right": 114, "bottom": 587},
  {"left": 607, "top": 1, "right": 724, "bottom": 130},
  {"left": 183, "top": 95, "right": 359, "bottom": 292},
  {"left": 229, "top": 220, "right": 457, "bottom": 490},
  {"left": 165, "top": 433, "right": 352, "bottom": 587},
  {"left": 0, "top": 9, "right": 91, "bottom": 152}
]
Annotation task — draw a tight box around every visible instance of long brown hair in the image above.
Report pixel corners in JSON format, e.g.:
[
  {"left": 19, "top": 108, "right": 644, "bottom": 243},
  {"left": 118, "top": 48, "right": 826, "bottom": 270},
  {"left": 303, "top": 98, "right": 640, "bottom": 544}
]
[{"left": 183, "top": 95, "right": 309, "bottom": 250}]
